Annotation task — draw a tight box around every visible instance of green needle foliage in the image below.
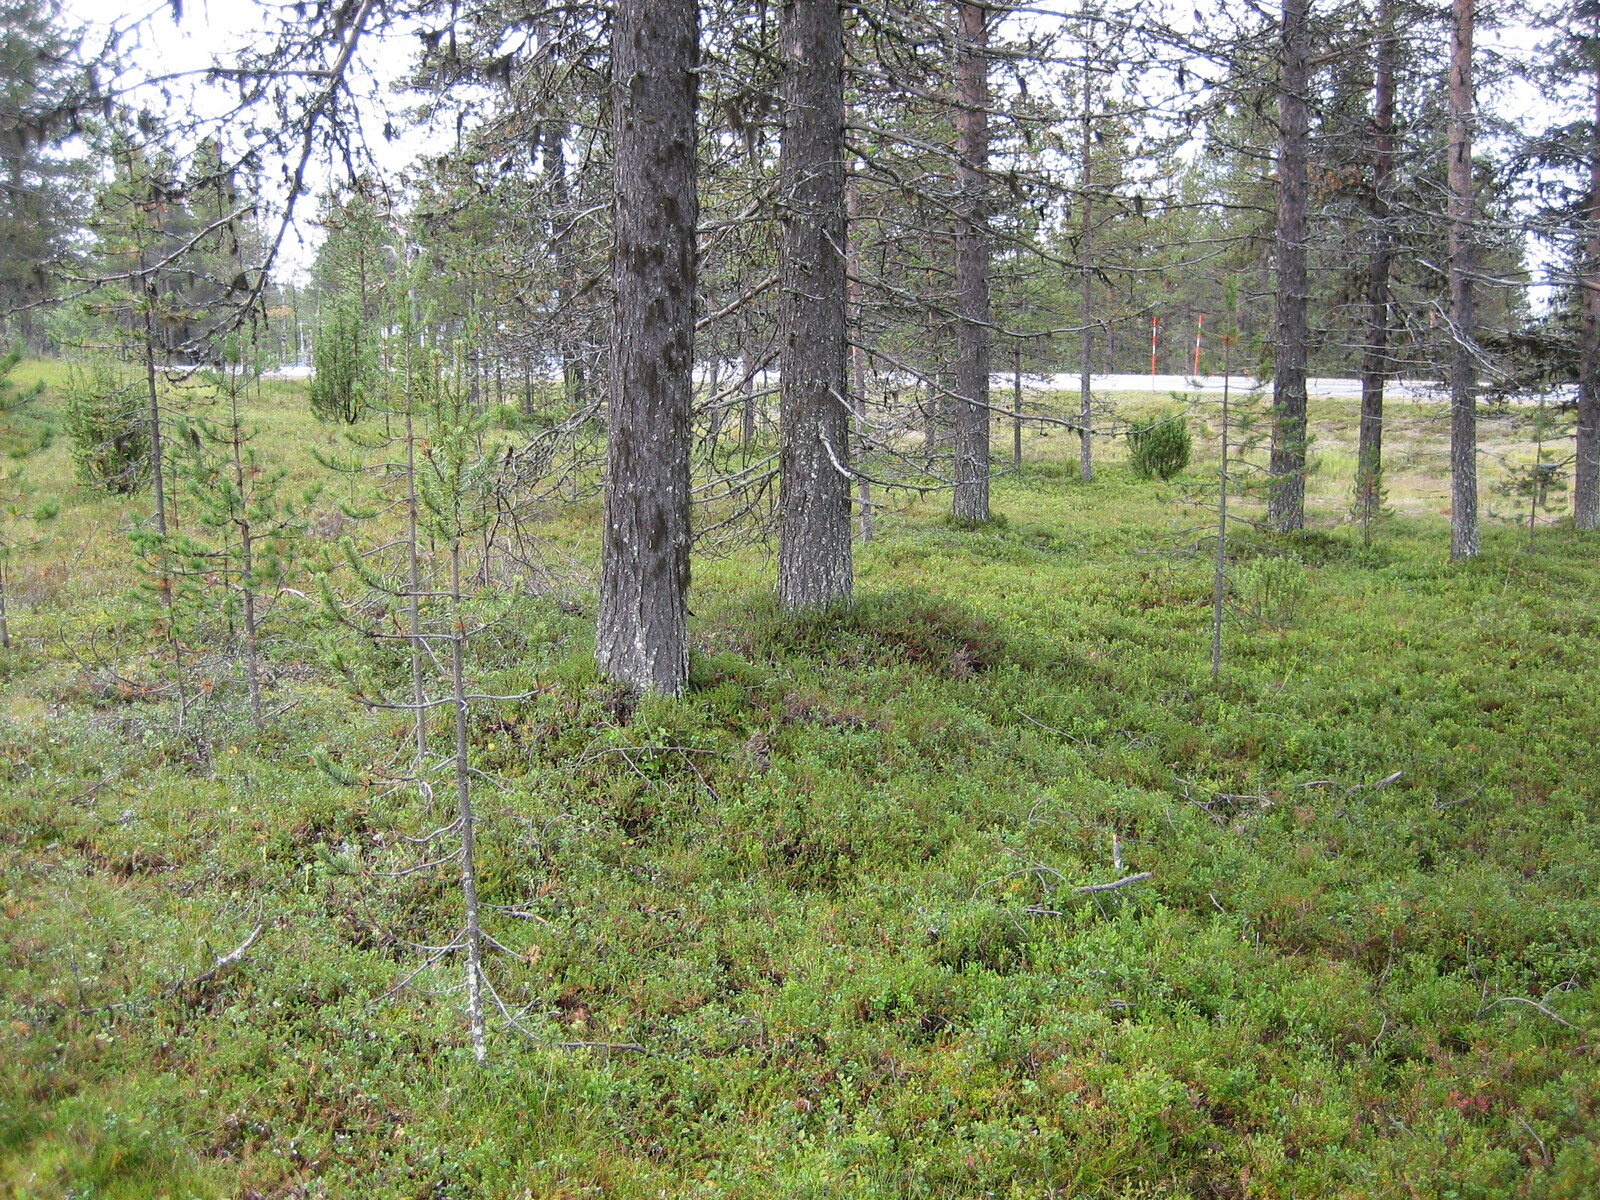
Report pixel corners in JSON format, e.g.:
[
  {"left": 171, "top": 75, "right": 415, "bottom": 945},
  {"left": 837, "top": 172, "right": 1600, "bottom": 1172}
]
[
  {"left": 129, "top": 353, "right": 311, "bottom": 730},
  {"left": 0, "top": 343, "right": 49, "bottom": 459},
  {"left": 308, "top": 292, "right": 373, "bottom": 424},
  {"left": 1350, "top": 445, "right": 1390, "bottom": 545},
  {"left": 1126, "top": 409, "right": 1193, "bottom": 480},
  {"left": 62, "top": 357, "right": 150, "bottom": 493}
]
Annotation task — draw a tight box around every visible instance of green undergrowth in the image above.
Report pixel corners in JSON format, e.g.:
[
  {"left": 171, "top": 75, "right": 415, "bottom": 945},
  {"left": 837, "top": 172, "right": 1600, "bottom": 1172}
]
[{"left": 2, "top": 369, "right": 1598, "bottom": 1197}]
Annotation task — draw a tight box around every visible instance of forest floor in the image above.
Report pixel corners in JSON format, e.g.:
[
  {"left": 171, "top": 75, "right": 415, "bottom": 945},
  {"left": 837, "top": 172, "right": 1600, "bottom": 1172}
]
[{"left": 1, "top": 364, "right": 1596, "bottom": 1198}]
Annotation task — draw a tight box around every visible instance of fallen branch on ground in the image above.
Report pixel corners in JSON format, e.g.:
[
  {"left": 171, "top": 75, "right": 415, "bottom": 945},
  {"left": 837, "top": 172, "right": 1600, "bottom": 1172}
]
[{"left": 173, "top": 922, "right": 263, "bottom": 995}]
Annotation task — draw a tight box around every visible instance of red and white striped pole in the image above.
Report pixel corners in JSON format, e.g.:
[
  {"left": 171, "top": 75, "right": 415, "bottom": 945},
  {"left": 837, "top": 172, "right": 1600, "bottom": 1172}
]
[{"left": 1193, "top": 312, "right": 1204, "bottom": 376}]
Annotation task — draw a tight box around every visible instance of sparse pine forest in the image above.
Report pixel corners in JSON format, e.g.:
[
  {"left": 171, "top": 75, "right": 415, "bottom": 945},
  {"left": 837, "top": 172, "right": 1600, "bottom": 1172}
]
[{"left": 1, "top": 0, "right": 1599, "bottom": 1196}]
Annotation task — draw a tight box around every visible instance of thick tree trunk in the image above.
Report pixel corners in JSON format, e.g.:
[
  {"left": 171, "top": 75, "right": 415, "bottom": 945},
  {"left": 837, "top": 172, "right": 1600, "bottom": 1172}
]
[
  {"left": 777, "top": 0, "right": 851, "bottom": 610},
  {"left": 1576, "top": 67, "right": 1600, "bottom": 530},
  {"left": 1447, "top": 0, "right": 1478, "bottom": 559},
  {"left": 1355, "top": 0, "right": 1395, "bottom": 528},
  {"left": 1268, "top": 0, "right": 1310, "bottom": 532},
  {"left": 951, "top": 0, "right": 991, "bottom": 523},
  {"left": 596, "top": 0, "right": 698, "bottom": 695}
]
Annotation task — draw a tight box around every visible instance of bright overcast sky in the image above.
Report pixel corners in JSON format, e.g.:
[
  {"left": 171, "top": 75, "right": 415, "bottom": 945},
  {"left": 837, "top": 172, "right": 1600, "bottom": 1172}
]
[
  {"left": 57, "top": 0, "right": 1576, "bottom": 296},
  {"left": 62, "top": 0, "right": 443, "bottom": 278}
]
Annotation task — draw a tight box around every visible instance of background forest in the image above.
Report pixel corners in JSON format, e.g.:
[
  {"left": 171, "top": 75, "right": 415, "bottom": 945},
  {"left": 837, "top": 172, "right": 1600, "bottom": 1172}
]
[{"left": 1, "top": 0, "right": 1598, "bottom": 1196}]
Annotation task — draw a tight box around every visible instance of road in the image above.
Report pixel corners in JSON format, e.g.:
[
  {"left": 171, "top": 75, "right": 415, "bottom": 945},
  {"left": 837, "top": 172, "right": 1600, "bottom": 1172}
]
[{"left": 1028, "top": 373, "right": 1445, "bottom": 400}]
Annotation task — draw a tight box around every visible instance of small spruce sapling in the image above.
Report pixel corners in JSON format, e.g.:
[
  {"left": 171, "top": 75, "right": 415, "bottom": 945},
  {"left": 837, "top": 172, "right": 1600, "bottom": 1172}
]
[
  {"left": 1489, "top": 393, "right": 1571, "bottom": 550},
  {"left": 1127, "top": 410, "right": 1192, "bottom": 480},
  {"left": 63, "top": 358, "right": 151, "bottom": 494},
  {"left": 165, "top": 339, "right": 310, "bottom": 727},
  {"left": 1351, "top": 440, "right": 1389, "bottom": 547},
  {"left": 315, "top": 350, "right": 529, "bottom": 1066},
  {"left": 308, "top": 290, "right": 373, "bottom": 424}
]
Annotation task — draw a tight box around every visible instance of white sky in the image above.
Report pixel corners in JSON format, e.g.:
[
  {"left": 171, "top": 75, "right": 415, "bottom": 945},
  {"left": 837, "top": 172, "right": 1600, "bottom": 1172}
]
[
  {"left": 62, "top": 0, "right": 443, "bottom": 278},
  {"left": 57, "top": 0, "right": 1582, "bottom": 299}
]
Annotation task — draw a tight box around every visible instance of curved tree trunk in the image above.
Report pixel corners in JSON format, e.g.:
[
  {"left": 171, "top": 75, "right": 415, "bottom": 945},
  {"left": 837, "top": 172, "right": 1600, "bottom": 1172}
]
[
  {"left": 1447, "top": 0, "right": 1478, "bottom": 560},
  {"left": 951, "top": 0, "right": 992, "bottom": 523},
  {"left": 777, "top": 0, "right": 852, "bottom": 610},
  {"left": 1268, "top": 0, "right": 1310, "bottom": 532},
  {"left": 596, "top": 0, "right": 698, "bottom": 695}
]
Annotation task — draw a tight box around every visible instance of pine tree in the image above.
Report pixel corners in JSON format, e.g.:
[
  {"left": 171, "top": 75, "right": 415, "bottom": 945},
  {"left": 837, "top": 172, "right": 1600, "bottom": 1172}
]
[
  {"left": 596, "top": 0, "right": 699, "bottom": 697},
  {"left": 776, "top": 0, "right": 851, "bottom": 610},
  {"left": 0, "top": 0, "right": 90, "bottom": 352}
]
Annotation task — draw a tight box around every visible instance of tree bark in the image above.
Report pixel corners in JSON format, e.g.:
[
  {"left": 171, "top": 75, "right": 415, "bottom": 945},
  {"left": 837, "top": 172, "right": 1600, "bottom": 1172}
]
[
  {"left": 1576, "top": 64, "right": 1600, "bottom": 530},
  {"left": 1447, "top": 0, "right": 1478, "bottom": 559},
  {"left": 777, "top": 0, "right": 851, "bottom": 610},
  {"left": 1355, "top": 0, "right": 1395, "bottom": 529},
  {"left": 951, "top": 0, "right": 992, "bottom": 523},
  {"left": 596, "top": 0, "right": 698, "bottom": 695},
  {"left": 1268, "top": 0, "right": 1310, "bottom": 532}
]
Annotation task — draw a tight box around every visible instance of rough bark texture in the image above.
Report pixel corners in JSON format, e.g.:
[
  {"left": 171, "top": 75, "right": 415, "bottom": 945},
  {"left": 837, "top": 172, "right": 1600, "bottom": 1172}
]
[
  {"left": 1268, "top": 0, "right": 1310, "bottom": 532},
  {"left": 951, "top": 1, "right": 992, "bottom": 523},
  {"left": 777, "top": 0, "right": 852, "bottom": 610},
  {"left": 1447, "top": 0, "right": 1478, "bottom": 559},
  {"left": 596, "top": 0, "right": 698, "bottom": 695},
  {"left": 1576, "top": 67, "right": 1600, "bottom": 530},
  {"left": 1355, "top": 0, "right": 1395, "bottom": 523}
]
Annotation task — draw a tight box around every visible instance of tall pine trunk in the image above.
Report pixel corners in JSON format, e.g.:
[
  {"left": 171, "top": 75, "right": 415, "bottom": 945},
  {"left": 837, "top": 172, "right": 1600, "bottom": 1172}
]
[
  {"left": 951, "top": 0, "right": 992, "bottom": 523},
  {"left": 1447, "top": 0, "right": 1479, "bottom": 560},
  {"left": 1268, "top": 0, "right": 1310, "bottom": 532},
  {"left": 1355, "top": 0, "right": 1395, "bottom": 530},
  {"left": 1576, "top": 65, "right": 1600, "bottom": 530},
  {"left": 777, "top": 0, "right": 851, "bottom": 610},
  {"left": 596, "top": 0, "right": 698, "bottom": 695}
]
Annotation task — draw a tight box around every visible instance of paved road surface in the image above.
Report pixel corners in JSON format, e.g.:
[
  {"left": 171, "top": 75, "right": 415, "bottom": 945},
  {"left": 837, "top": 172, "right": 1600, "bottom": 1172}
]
[
  {"left": 1030, "top": 373, "right": 1446, "bottom": 400},
  {"left": 267, "top": 362, "right": 1567, "bottom": 406}
]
